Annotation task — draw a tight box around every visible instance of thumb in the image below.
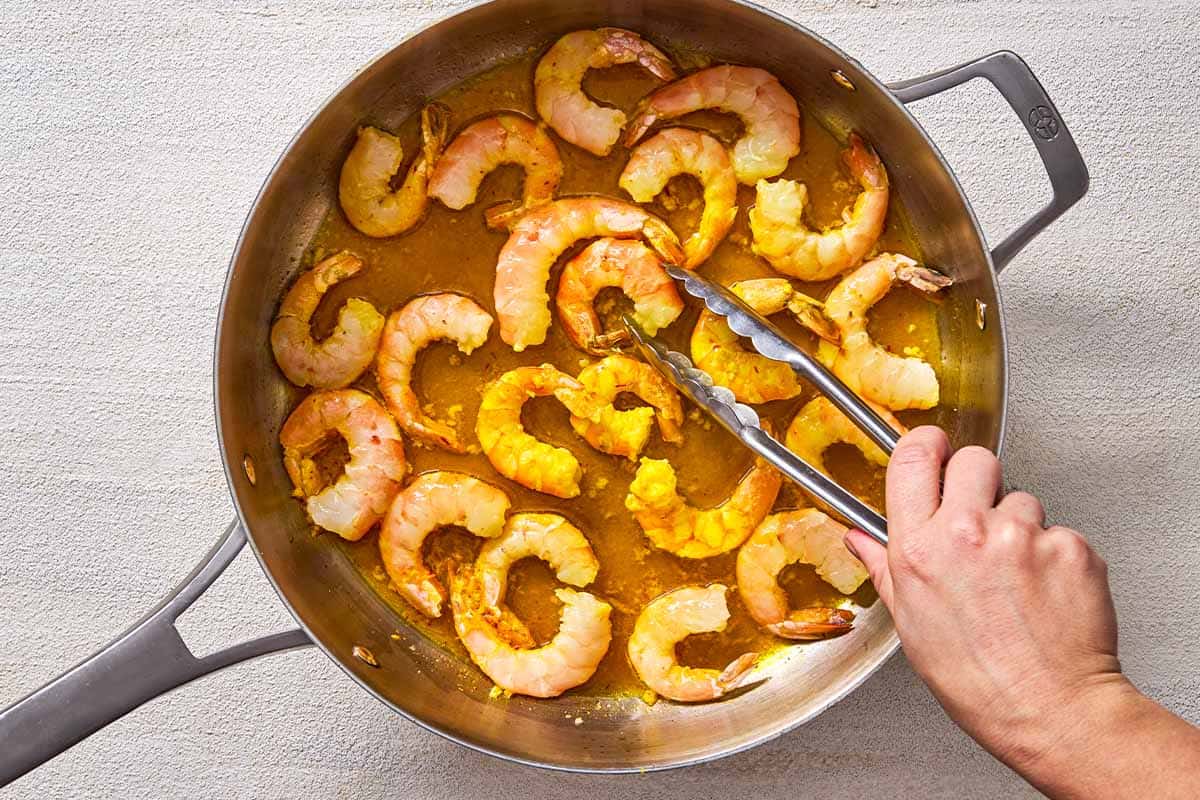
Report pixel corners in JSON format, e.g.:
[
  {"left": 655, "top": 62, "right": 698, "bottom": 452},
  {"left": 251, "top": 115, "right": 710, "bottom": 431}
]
[{"left": 845, "top": 529, "right": 893, "bottom": 609}]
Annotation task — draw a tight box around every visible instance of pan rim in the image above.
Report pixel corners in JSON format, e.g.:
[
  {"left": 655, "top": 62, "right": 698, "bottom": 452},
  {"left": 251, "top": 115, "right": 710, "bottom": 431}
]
[{"left": 213, "top": 0, "right": 1008, "bottom": 773}]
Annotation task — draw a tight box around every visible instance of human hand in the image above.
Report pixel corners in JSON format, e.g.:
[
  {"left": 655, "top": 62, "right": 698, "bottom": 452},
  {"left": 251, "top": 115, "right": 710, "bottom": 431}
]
[{"left": 844, "top": 426, "right": 1128, "bottom": 777}]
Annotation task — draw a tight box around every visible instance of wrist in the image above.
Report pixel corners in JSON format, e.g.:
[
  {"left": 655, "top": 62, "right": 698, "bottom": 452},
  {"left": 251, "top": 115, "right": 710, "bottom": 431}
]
[{"left": 1001, "top": 675, "right": 1143, "bottom": 795}]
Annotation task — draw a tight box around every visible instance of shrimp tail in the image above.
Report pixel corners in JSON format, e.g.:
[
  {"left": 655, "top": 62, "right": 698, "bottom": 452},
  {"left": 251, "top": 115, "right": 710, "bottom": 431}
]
[
  {"left": 717, "top": 652, "right": 760, "bottom": 690},
  {"left": 420, "top": 102, "right": 452, "bottom": 172},
  {"left": 622, "top": 102, "right": 657, "bottom": 147},
  {"left": 765, "top": 608, "right": 856, "bottom": 640},
  {"left": 787, "top": 292, "right": 841, "bottom": 344},
  {"left": 896, "top": 263, "right": 953, "bottom": 294},
  {"left": 640, "top": 218, "right": 686, "bottom": 265}
]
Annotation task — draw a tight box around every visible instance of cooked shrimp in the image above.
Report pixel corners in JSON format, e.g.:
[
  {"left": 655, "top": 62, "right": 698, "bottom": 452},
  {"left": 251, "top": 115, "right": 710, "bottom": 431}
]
[
  {"left": 451, "top": 566, "right": 612, "bottom": 698},
  {"left": 619, "top": 127, "right": 738, "bottom": 267},
  {"left": 555, "top": 238, "right": 684, "bottom": 354},
  {"left": 376, "top": 293, "right": 493, "bottom": 451},
  {"left": 475, "top": 512, "right": 599, "bottom": 610},
  {"left": 475, "top": 365, "right": 601, "bottom": 498},
  {"left": 627, "top": 585, "right": 758, "bottom": 702},
  {"left": 784, "top": 396, "right": 905, "bottom": 480},
  {"left": 338, "top": 104, "right": 450, "bottom": 238},
  {"left": 737, "top": 510, "right": 864, "bottom": 639},
  {"left": 494, "top": 196, "right": 684, "bottom": 351},
  {"left": 279, "top": 389, "right": 406, "bottom": 541},
  {"left": 378, "top": 471, "right": 511, "bottom": 617},
  {"left": 270, "top": 251, "right": 384, "bottom": 388},
  {"left": 625, "top": 443, "right": 781, "bottom": 558},
  {"left": 690, "top": 278, "right": 835, "bottom": 404},
  {"left": 427, "top": 113, "right": 563, "bottom": 230},
  {"left": 816, "top": 253, "right": 953, "bottom": 410},
  {"left": 749, "top": 133, "right": 889, "bottom": 280},
  {"left": 534, "top": 28, "right": 676, "bottom": 156},
  {"left": 624, "top": 65, "right": 800, "bottom": 185},
  {"left": 568, "top": 354, "right": 684, "bottom": 460}
]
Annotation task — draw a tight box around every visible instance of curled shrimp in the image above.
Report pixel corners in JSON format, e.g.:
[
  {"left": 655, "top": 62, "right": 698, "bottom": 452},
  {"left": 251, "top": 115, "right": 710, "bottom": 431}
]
[
  {"left": 736, "top": 510, "right": 864, "bottom": 640},
  {"left": 785, "top": 396, "right": 905, "bottom": 481},
  {"left": 816, "top": 253, "right": 953, "bottom": 410},
  {"left": 494, "top": 196, "right": 684, "bottom": 351},
  {"left": 475, "top": 512, "right": 599, "bottom": 610},
  {"left": 475, "top": 365, "right": 601, "bottom": 498},
  {"left": 624, "top": 65, "right": 800, "bottom": 185},
  {"left": 625, "top": 441, "right": 782, "bottom": 558},
  {"left": 280, "top": 389, "right": 406, "bottom": 541},
  {"left": 619, "top": 127, "right": 738, "bottom": 267},
  {"left": 690, "top": 278, "right": 837, "bottom": 404},
  {"left": 535, "top": 28, "right": 676, "bottom": 156},
  {"left": 376, "top": 293, "right": 493, "bottom": 451},
  {"left": 378, "top": 471, "right": 511, "bottom": 617},
  {"left": 338, "top": 104, "right": 450, "bottom": 238},
  {"left": 568, "top": 354, "right": 684, "bottom": 460},
  {"left": 451, "top": 566, "right": 612, "bottom": 698},
  {"left": 427, "top": 113, "right": 563, "bottom": 230},
  {"left": 628, "top": 584, "right": 758, "bottom": 703},
  {"left": 270, "top": 251, "right": 384, "bottom": 388},
  {"left": 749, "top": 133, "right": 889, "bottom": 280},
  {"left": 555, "top": 238, "right": 684, "bottom": 354}
]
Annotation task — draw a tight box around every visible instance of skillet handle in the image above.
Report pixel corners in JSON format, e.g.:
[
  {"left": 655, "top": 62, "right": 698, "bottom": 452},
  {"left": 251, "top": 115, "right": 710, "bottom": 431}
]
[
  {"left": 889, "top": 50, "right": 1089, "bottom": 272},
  {"left": 0, "top": 520, "right": 312, "bottom": 788}
]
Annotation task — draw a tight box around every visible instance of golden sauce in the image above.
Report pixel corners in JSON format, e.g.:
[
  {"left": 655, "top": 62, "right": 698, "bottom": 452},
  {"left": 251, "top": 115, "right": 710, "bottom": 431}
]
[{"left": 297, "top": 47, "right": 941, "bottom": 698}]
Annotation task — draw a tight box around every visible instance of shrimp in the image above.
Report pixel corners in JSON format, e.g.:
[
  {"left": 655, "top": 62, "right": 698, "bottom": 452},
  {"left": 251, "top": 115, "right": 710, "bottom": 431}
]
[
  {"left": 270, "top": 251, "right": 384, "bottom": 388},
  {"left": 450, "top": 566, "right": 612, "bottom": 698},
  {"left": 624, "top": 65, "right": 800, "bottom": 185},
  {"left": 475, "top": 364, "right": 601, "bottom": 498},
  {"left": 534, "top": 28, "right": 676, "bottom": 156},
  {"left": 816, "top": 253, "right": 953, "bottom": 410},
  {"left": 619, "top": 127, "right": 738, "bottom": 268},
  {"left": 279, "top": 389, "right": 406, "bottom": 541},
  {"left": 784, "top": 396, "right": 905, "bottom": 480},
  {"left": 625, "top": 442, "right": 782, "bottom": 558},
  {"left": 749, "top": 133, "right": 889, "bottom": 280},
  {"left": 568, "top": 354, "right": 684, "bottom": 460},
  {"left": 690, "top": 278, "right": 836, "bottom": 404},
  {"left": 554, "top": 238, "right": 684, "bottom": 354},
  {"left": 427, "top": 113, "right": 563, "bottom": 230},
  {"left": 337, "top": 104, "right": 450, "bottom": 238},
  {"left": 378, "top": 471, "right": 511, "bottom": 617},
  {"left": 494, "top": 196, "right": 684, "bottom": 351},
  {"left": 475, "top": 512, "right": 599, "bottom": 610},
  {"left": 736, "top": 510, "right": 864, "bottom": 639},
  {"left": 627, "top": 585, "right": 758, "bottom": 703},
  {"left": 376, "top": 293, "right": 493, "bottom": 451}
]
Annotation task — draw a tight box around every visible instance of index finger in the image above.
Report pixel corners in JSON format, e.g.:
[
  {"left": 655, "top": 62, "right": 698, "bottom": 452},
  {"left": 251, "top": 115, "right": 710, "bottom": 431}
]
[{"left": 886, "top": 426, "right": 950, "bottom": 532}]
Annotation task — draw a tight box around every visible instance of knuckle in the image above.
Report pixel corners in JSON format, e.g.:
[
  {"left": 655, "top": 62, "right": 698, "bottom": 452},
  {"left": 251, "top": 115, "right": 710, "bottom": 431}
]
[
  {"left": 994, "top": 517, "right": 1036, "bottom": 549},
  {"left": 1047, "top": 526, "right": 1092, "bottom": 564},
  {"left": 944, "top": 508, "right": 988, "bottom": 548},
  {"left": 889, "top": 442, "right": 939, "bottom": 470}
]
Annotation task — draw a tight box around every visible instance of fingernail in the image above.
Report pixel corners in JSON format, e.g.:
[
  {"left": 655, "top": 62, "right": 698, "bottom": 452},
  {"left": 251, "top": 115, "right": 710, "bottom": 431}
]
[{"left": 843, "top": 531, "right": 861, "bottom": 558}]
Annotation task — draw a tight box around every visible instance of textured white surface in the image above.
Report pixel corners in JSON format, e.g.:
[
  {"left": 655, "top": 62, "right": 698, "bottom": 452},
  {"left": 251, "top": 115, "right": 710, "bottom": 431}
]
[{"left": 1, "top": 0, "right": 1198, "bottom": 797}]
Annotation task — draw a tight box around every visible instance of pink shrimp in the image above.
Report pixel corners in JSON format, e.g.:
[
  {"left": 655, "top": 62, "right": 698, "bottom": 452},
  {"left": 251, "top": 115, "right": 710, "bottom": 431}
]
[
  {"left": 494, "top": 196, "right": 684, "bottom": 352},
  {"left": 554, "top": 238, "right": 684, "bottom": 354},
  {"left": 427, "top": 113, "right": 563, "bottom": 230},
  {"left": 624, "top": 65, "right": 800, "bottom": 185}
]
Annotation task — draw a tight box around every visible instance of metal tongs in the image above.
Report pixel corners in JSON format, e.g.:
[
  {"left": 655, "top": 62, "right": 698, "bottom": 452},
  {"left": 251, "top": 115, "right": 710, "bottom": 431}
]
[{"left": 623, "top": 265, "right": 898, "bottom": 546}]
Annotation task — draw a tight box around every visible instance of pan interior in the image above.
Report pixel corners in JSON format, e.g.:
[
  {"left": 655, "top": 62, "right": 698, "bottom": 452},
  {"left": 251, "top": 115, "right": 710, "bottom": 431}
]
[{"left": 215, "top": 0, "right": 1003, "bottom": 771}]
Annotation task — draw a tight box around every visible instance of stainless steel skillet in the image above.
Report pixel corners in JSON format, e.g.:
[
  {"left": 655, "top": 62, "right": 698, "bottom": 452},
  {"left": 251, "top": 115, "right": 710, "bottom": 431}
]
[{"left": 0, "top": 0, "right": 1086, "bottom": 782}]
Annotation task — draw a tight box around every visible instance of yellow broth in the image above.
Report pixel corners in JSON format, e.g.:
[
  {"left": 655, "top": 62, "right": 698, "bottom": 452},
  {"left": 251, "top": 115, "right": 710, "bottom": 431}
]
[{"left": 293, "top": 46, "right": 941, "bottom": 699}]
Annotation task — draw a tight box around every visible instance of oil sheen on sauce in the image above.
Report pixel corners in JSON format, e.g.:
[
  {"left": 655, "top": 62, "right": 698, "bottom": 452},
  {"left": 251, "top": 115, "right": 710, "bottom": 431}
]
[{"left": 298, "top": 48, "right": 941, "bottom": 698}]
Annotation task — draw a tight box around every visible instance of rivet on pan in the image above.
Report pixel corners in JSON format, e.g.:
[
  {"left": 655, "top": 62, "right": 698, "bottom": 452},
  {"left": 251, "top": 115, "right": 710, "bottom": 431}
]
[
  {"left": 353, "top": 645, "right": 379, "bottom": 667},
  {"left": 975, "top": 299, "right": 988, "bottom": 331},
  {"left": 242, "top": 455, "right": 257, "bottom": 486},
  {"left": 831, "top": 69, "right": 856, "bottom": 92}
]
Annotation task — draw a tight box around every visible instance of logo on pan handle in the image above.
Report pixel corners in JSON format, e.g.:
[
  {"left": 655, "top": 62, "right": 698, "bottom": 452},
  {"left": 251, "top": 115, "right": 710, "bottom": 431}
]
[{"left": 1028, "top": 105, "right": 1060, "bottom": 141}]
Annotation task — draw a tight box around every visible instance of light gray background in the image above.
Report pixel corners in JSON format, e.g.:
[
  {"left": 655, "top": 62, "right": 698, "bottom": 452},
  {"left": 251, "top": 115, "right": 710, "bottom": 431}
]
[{"left": 2, "top": 0, "right": 1197, "bottom": 797}]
